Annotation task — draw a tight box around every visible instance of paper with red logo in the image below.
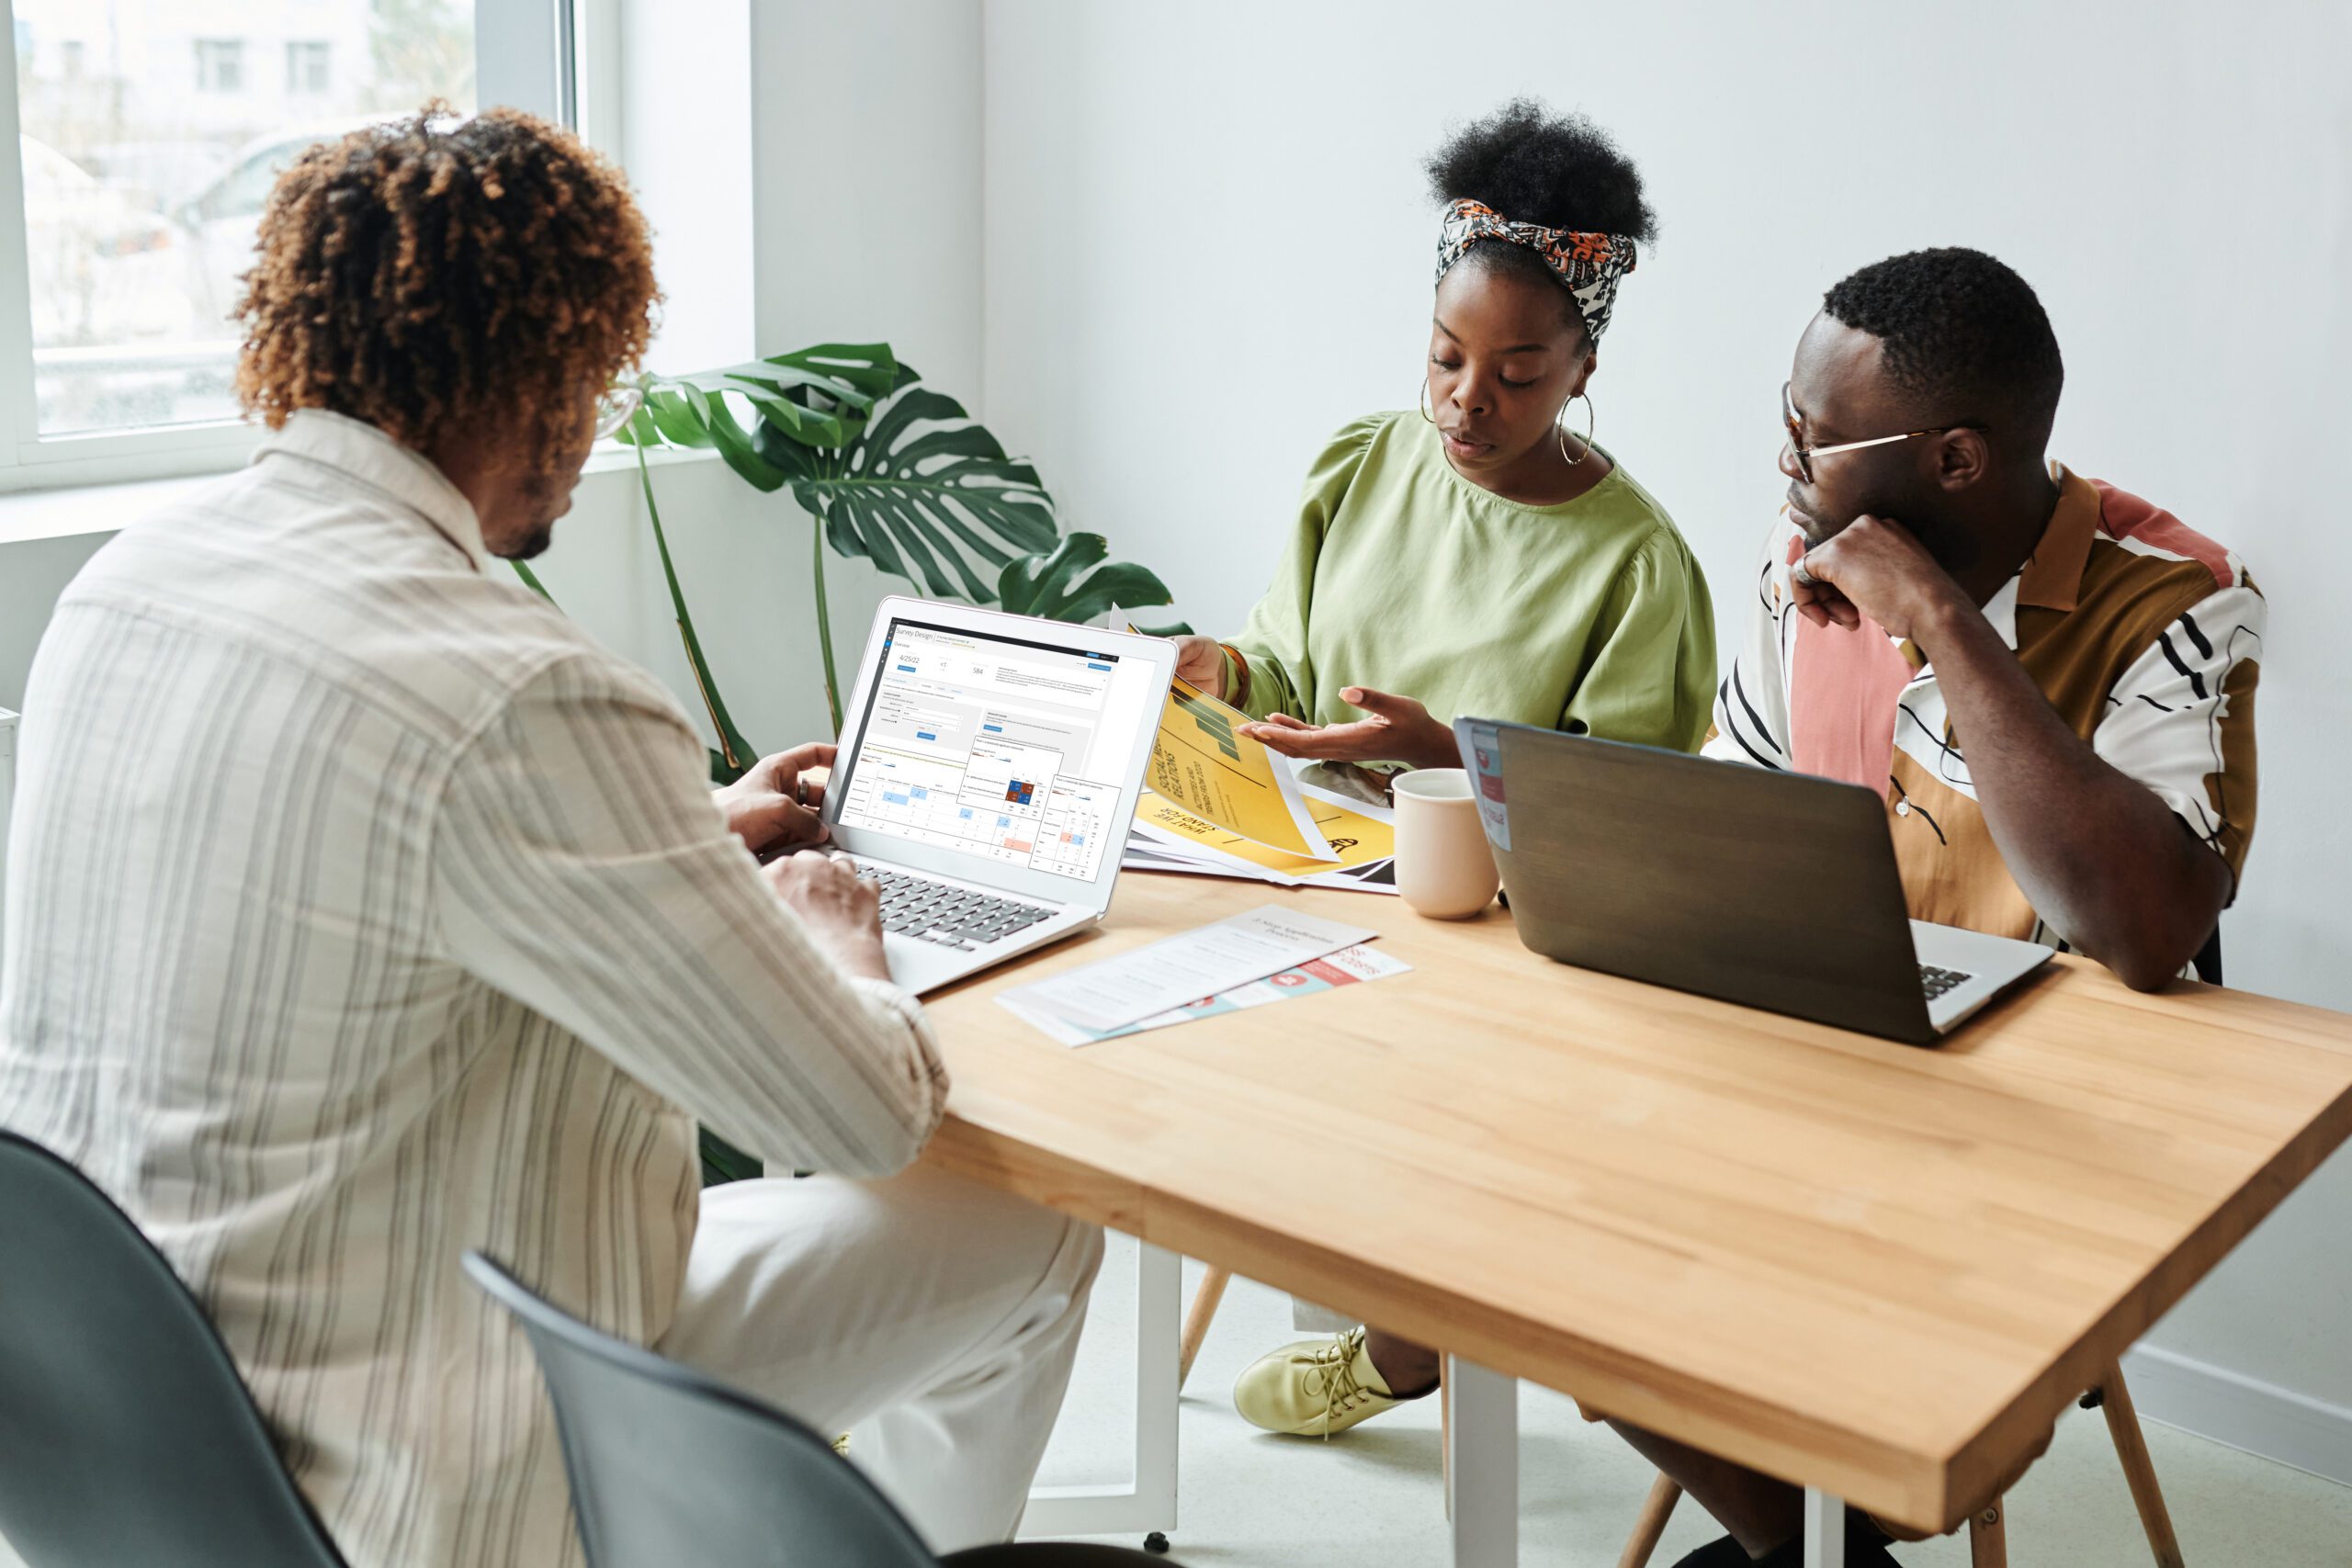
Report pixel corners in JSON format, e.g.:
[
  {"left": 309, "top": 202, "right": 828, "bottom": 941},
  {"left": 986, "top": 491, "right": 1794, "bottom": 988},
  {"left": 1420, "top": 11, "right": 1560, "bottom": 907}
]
[{"left": 1018, "top": 943, "right": 1412, "bottom": 1047}]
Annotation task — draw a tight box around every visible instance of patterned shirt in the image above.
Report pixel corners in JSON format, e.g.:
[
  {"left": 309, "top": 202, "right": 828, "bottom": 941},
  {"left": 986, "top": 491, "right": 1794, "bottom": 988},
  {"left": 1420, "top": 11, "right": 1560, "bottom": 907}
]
[
  {"left": 0, "top": 411, "right": 948, "bottom": 1568},
  {"left": 1704, "top": 465, "right": 2263, "bottom": 947}
]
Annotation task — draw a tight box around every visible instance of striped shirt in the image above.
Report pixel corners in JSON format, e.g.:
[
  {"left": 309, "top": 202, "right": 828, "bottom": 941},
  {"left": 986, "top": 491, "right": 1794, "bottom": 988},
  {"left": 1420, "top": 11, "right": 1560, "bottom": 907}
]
[
  {"left": 1705, "top": 465, "right": 2263, "bottom": 945},
  {"left": 0, "top": 411, "right": 948, "bottom": 1568}
]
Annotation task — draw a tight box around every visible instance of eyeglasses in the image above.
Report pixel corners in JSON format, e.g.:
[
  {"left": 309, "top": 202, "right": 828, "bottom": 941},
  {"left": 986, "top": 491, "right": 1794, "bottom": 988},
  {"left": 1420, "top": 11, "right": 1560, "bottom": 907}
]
[
  {"left": 593, "top": 384, "right": 646, "bottom": 442},
  {"left": 1781, "top": 381, "right": 1983, "bottom": 485}
]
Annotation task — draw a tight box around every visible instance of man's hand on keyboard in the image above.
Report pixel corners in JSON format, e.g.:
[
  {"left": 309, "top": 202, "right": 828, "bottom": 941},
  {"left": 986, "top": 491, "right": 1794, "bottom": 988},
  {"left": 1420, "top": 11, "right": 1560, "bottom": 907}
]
[
  {"left": 871, "top": 871, "right": 1056, "bottom": 953},
  {"left": 717, "top": 743, "right": 834, "bottom": 859},
  {"left": 763, "top": 850, "right": 888, "bottom": 981}
]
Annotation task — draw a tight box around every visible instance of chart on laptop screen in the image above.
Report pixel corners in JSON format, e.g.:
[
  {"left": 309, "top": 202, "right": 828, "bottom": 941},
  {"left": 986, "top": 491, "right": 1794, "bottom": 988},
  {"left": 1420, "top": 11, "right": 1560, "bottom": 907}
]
[{"left": 832, "top": 619, "right": 1155, "bottom": 882}]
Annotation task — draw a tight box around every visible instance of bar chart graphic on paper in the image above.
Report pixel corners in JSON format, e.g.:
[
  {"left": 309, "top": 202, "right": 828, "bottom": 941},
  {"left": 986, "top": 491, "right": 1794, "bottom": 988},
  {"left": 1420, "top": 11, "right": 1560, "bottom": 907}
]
[{"left": 1147, "top": 680, "right": 1337, "bottom": 860}]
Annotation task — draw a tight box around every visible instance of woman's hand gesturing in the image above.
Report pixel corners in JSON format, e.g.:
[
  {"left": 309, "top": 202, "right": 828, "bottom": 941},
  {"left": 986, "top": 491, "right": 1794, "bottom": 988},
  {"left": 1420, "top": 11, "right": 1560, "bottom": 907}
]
[{"left": 1240, "top": 687, "right": 1456, "bottom": 772}]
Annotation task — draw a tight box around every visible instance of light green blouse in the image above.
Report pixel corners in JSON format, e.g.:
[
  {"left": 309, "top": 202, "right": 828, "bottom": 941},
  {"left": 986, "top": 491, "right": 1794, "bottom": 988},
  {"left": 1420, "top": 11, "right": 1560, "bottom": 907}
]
[{"left": 1225, "top": 411, "right": 1717, "bottom": 754}]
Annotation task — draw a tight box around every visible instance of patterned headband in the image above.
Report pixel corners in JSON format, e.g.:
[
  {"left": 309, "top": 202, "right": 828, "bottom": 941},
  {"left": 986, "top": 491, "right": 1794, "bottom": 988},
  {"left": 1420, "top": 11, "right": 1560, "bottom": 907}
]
[{"left": 1434, "top": 198, "right": 1638, "bottom": 344}]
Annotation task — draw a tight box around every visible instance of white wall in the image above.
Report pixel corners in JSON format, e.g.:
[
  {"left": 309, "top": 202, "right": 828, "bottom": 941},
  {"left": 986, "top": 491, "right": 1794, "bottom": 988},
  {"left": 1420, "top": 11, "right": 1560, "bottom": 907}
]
[
  {"left": 751, "top": 0, "right": 984, "bottom": 400},
  {"left": 0, "top": 531, "right": 107, "bottom": 716},
  {"left": 980, "top": 0, "right": 2352, "bottom": 1456},
  {"left": 619, "top": 0, "right": 757, "bottom": 374}
]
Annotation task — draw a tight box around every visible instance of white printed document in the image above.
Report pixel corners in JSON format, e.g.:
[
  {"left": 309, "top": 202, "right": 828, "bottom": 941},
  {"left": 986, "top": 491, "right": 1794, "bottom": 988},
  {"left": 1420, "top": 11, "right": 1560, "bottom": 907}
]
[
  {"left": 1021, "top": 942, "right": 1414, "bottom": 1048},
  {"left": 997, "top": 905, "right": 1377, "bottom": 1035}
]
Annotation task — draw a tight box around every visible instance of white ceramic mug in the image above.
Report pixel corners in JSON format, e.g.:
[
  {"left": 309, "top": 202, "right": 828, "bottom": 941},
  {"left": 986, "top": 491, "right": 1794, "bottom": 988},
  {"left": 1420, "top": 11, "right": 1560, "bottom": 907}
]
[{"left": 1390, "top": 768, "right": 1500, "bottom": 919}]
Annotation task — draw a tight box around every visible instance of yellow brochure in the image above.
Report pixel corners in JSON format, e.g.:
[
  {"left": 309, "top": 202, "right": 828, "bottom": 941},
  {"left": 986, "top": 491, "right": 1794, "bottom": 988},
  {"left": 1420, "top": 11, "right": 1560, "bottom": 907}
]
[
  {"left": 1133, "top": 789, "right": 1394, "bottom": 878},
  {"left": 1147, "top": 677, "right": 1337, "bottom": 860}
]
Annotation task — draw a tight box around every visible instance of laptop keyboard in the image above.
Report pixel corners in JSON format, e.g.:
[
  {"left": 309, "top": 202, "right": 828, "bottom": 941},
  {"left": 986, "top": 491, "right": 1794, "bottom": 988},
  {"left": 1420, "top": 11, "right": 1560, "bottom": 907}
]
[
  {"left": 866, "top": 867, "right": 1057, "bottom": 952},
  {"left": 1919, "top": 963, "right": 1975, "bottom": 1003}
]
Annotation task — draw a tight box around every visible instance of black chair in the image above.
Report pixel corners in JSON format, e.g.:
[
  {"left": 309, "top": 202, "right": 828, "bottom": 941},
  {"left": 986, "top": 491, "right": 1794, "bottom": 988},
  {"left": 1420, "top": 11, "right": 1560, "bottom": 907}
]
[
  {"left": 2193, "top": 926, "right": 2223, "bottom": 987},
  {"left": 462, "top": 1251, "right": 1176, "bottom": 1568},
  {"left": 0, "top": 1130, "right": 348, "bottom": 1568}
]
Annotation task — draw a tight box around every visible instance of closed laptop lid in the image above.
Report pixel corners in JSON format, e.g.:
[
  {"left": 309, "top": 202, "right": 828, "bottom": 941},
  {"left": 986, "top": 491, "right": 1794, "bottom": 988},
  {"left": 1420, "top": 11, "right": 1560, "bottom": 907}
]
[{"left": 1458, "top": 719, "right": 1935, "bottom": 1043}]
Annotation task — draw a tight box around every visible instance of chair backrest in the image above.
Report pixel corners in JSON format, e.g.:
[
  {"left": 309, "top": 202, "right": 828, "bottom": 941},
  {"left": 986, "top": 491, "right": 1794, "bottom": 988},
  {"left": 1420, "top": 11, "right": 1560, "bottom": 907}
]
[
  {"left": 462, "top": 1251, "right": 940, "bottom": 1568},
  {"left": 0, "top": 1132, "right": 347, "bottom": 1568},
  {"left": 2194, "top": 927, "right": 2223, "bottom": 987}
]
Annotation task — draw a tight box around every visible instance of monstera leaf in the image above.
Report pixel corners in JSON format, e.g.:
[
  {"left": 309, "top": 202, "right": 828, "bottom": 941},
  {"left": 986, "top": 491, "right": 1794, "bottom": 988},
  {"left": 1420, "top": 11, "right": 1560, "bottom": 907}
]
[
  {"left": 797, "top": 389, "right": 1059, "bottom": 604},
  {"left": 624, "top": 344, "right": 1057, "bottom": 604},
  {"left": 998, "top": 534, "right": 1178, "bottom": 626},
  {"left": 621, "top": 341, "right": 1188, "bottom": 732}
]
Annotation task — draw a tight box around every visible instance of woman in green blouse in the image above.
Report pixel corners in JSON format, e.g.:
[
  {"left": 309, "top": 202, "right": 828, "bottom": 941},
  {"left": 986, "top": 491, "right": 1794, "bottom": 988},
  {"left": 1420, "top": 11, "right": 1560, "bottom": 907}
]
[
  {"left": 1180, "top": 101, "right": 1718, "bottom": 1438},
  {"left": 1173, "top": 100, "right": 1713, "bottom": 801}
]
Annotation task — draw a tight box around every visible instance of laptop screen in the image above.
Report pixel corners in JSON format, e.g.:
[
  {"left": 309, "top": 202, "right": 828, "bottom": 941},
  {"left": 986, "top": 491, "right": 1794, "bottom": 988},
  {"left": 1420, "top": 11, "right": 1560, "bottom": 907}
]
[{"left": 830, "top": 615, "right": 1161, "bottom": 884}]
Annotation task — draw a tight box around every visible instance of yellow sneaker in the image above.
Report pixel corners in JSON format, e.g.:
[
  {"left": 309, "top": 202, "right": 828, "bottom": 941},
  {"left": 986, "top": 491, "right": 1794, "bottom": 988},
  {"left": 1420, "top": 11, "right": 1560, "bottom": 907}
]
[{"left": 1231, "top": 1326, "right": 1403, "bottom": 1437}]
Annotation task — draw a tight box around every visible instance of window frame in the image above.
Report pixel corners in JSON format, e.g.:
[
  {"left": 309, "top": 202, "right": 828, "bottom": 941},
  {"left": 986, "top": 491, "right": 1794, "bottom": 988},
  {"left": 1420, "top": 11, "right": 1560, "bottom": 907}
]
[
  {"left": 194, "top": 38, "right": 243, "bottom": 95},
  {"left": 0, "top": 0, "right": 604, "bottom": 497},
  {"left": 287, "top": 41, "right": 334, "bottom": 97}
]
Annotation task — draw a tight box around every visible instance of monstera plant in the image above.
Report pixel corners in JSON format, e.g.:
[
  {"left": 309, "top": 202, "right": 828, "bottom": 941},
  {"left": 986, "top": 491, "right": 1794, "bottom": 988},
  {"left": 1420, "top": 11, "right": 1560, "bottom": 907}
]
[
  {"left": 515, "top": 343, "right": 1185, "bottom": 1184},
  {"left": 599, "top": 342, "right": 1183, "bottom": 780}
]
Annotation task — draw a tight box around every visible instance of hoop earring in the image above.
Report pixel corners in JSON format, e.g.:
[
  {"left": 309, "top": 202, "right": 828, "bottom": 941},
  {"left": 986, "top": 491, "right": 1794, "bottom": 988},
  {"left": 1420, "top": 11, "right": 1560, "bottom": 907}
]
[
  {"left": 1556, "top": 390, "right": 1595, "bottom": 468},
  {"left": 1419, "top": 377, "right": 1437, "bottom": 424}
]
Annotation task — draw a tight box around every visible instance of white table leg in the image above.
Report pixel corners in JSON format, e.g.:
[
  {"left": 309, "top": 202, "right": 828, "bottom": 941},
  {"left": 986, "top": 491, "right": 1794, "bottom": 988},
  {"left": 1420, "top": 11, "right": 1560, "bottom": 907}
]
[
  {"left": 1132, "top": 1242, "right": 1182, "bottom": 1523},
  {"left": 1023, "top": 1238, "right": 1181, "bottom": 1538},
  {"left": 1444, "top": 1355, "right": 1517, "bottom": 1567},
  {"left": 1804, "top": 1487, "right": 1846, "bottom": 1568}
]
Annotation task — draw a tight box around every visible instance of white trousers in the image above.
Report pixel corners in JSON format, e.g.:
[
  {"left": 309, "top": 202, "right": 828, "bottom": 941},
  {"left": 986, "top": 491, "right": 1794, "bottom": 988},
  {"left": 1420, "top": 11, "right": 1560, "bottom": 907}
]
[{"left": 657, "top": 1163, "right": 1104, "bottom": 1553}]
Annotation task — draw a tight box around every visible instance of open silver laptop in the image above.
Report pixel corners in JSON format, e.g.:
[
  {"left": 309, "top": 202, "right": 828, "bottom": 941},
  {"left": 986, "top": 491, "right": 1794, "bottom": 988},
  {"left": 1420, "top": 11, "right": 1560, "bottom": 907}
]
[
  {"left": 820, "top": 597, "right": 1174, "bottom": 996},
  {"left": 1456, "top": 718, "right": 2052, "bottom": 1044}
]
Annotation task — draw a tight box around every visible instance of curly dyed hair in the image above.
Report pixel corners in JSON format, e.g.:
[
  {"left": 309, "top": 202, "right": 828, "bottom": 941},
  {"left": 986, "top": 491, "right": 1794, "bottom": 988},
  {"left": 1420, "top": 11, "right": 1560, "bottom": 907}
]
[
  {"left": 1823, "top": 247, "right": 2064, "bottom": 438},
  {"left": 235, "top": 106, "right": 658, "bottom": 483},
  {"left": 1424, "top": 98, "right": 1655, "bottom": 334}
]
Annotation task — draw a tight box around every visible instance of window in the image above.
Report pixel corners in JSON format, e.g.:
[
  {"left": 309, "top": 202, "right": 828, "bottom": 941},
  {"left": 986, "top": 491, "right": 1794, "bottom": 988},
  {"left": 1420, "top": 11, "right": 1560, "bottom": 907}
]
[
  {"left": 286, "top": 41, "right": 332, "bottom": 96},
  {"left": 1, "top": 0, "right": 586, "bottom": 490},
  {"left": 194, "top": 39, "right": 243, "bottom": 95}
]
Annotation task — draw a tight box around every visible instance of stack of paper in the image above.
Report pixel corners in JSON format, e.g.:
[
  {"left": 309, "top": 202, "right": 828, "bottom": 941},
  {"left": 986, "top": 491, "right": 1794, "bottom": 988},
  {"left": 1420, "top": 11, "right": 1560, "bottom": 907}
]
[
  {"left": 1000, "top": 905, "right": 1399, "bottom": 1046},
  {"left": 1121, "top": 677, "right": 1398, "bottom": 893},
  {"left": 1125, "top": 789, "right": 1397, "bottom": 891}
]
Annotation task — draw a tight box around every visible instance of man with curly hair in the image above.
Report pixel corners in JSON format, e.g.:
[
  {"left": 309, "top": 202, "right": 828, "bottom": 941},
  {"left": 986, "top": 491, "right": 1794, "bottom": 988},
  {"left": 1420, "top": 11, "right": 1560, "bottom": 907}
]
[
  {"left": 0, "top": 108, "right": 1100, "bottom": 1568},
  {"left": 1624, "top": 247, "right": 2263, "bottom": 1565}
]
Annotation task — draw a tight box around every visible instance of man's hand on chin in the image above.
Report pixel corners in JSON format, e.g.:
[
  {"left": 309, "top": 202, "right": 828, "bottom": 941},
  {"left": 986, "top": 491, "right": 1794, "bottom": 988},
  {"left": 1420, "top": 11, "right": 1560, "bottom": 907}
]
[
  {"left": 716, "top": 743, "right": 836, "bottom": 858},
  {"left": 1790, "top": 514, "right": 1968, "bottom": 643}
]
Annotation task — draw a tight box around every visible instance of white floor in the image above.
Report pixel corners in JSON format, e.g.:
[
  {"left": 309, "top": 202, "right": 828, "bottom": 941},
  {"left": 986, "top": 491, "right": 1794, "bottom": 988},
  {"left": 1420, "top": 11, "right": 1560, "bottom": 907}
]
[
  {"left": 1035, "top": 1239, "right": 2352, "bottom": 1567},
  {"left": 7, "top": 1235, "right": 2342, "bottom": 1568}
]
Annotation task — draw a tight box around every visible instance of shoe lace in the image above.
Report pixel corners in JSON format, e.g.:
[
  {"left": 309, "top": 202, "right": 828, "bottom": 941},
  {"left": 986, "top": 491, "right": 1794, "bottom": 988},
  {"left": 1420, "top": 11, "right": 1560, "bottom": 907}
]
[{"left": 1303, "top": 1328, "right": 1377, "bottom": 1438}]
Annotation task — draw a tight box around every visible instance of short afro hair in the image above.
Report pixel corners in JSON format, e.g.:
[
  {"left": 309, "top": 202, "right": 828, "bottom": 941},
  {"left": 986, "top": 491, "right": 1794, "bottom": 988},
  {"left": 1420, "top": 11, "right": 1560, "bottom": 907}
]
[
  {"left": 1424, "top": 98, "right": 1654, "bottom": 335},
  {"left": 236, "top": 105, "right": 658, "bottom": 486},
  {"left": 1822, "top": 247, "right": 2064, "bottom": 439}
]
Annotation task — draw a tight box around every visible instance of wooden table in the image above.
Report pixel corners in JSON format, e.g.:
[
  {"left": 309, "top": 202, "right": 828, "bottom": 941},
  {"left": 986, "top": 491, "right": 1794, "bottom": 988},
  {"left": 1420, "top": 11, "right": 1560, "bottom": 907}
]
[{"left": 922, "top": 873, "right": 2352, "bottom": 1565}]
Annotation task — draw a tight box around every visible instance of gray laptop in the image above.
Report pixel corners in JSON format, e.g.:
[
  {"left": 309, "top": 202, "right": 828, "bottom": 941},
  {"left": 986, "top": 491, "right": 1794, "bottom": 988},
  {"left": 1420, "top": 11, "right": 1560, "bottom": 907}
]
[
  {"left": 1455, "top": 718, "right": 2052, "bottom": 1045},
  {"left": 820, "top": 596, "right": 1176, "bottom": 996}
]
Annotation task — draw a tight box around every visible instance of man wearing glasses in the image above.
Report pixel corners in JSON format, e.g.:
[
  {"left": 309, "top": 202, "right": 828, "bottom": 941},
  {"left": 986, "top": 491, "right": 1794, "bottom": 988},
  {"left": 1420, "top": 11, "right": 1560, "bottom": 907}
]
[{"left": 1627, "top": 247, "right": 2266, "bottom": 1564}]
